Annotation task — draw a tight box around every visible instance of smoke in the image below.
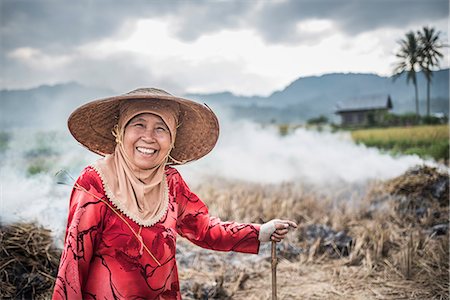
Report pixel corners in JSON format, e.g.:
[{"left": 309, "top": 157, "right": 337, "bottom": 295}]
[
  {"left": 179, "top": 108, "right": 430, "bottom": 186},
  {"left": 0, "top": 113, "right": 434, "bottom": 245},
  {"left": 0, "top": 129, "right": 97, "bottom": 246}
]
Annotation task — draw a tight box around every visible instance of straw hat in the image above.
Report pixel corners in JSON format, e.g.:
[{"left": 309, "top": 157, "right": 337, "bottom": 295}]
[{"left": 68, "top": 88, "right": 219, "bottom": 164}]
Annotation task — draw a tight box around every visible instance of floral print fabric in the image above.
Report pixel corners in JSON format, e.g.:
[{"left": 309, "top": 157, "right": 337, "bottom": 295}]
[{"left": 52, "top": 166, "right": 260, "bottom": 299}]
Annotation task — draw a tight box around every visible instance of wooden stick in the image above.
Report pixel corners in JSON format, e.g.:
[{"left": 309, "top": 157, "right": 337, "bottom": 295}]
[{"left": 271, "top": 240, "right": 277, "bottom": 300}]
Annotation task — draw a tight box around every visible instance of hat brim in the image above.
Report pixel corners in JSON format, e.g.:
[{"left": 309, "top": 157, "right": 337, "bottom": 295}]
[{"left": 68, "top": 93, "right": 219, "bottom": 165}]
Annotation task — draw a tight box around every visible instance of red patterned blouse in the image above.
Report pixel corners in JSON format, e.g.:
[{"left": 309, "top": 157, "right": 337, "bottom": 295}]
[{"left": 52, "top": 166, "right": 261, "bottom": 299}]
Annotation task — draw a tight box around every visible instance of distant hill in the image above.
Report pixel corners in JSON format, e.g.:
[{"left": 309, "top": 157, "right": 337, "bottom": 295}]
[
  {"left": 1, "top": 69, "right": 448, "bottom": 128},
  {"left": 0, "top": 83, "right": 113, "bottom": 128},
  {"left": 187, "top": 69, "right": 449, "bottom": 123}
]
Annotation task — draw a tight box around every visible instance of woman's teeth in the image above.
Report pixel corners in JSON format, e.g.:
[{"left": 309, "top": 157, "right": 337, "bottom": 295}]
[{"left": 137, "top": 147, "right": 156, "bottom": 155}]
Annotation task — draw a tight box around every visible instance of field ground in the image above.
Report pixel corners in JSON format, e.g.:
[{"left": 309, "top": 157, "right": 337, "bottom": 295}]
[
  {"left": 179, "top": 250, "right": 444, "bottom": 300},
  {"left": 177, "top": 165, "right": 449, "bottom": 299}
]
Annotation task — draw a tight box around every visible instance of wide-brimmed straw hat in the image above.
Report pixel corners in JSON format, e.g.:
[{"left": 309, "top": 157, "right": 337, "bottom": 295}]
[{"left": 68, "top": 88, "right": 219, "bottom": 164}]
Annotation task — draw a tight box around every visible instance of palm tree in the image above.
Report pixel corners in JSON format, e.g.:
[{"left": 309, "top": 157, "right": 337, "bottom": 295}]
[
  {"left": 393, "top": 31, "right": 421, "bottom": 117},
  {"left": 417, "top": 26, "right": 444, "bottom": 116}
]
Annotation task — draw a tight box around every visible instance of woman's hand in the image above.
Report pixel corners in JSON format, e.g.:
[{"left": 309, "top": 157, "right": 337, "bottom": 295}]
[{"left": 258, "top": 219, "right": 298, "bottom": 242}]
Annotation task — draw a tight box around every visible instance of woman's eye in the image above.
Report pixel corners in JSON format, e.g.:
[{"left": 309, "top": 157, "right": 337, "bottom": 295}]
[
  {"left": 156, "top": 127, "right": 167, "bottom": 132},
  {"left": 134, "top": 123, "right": 144, "bottom": 127}
]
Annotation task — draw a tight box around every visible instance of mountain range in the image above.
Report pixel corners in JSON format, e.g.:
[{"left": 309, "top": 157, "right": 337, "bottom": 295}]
[
  {"left": 1, "top": 69, "right": 448, "bottom": 128},
  {"left": 188, "top": 69, "right": 449, "bottom": 123}
]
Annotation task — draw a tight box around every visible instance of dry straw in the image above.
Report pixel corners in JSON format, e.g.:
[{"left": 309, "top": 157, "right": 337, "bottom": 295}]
[{"left": 0, "top": 222, "right": 61, "bottom": 299}]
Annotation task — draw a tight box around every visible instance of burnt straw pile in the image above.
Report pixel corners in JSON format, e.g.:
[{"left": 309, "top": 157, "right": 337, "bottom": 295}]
[
  {"left": 298, "top": 166, "right": 448, "bottom": 260},
  {"left": 386, "top": 165, "right": 449, "bottom": 231},
  {"left": 0, "top": 222, "right": 61, "bottom": 300}
]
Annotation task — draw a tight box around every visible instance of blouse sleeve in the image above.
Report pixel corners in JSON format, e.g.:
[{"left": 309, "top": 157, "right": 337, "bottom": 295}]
[
  {"left": 52, "top": 168, "right": 107, "bottom": 300},
  {"left": 174, "top": 172, "right": 260, "bottom": 254}
]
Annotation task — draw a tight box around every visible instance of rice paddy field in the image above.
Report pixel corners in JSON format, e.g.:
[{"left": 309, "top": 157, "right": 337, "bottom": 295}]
[{"left": 351, "top": 125, "right": 449, "bottom": 162}]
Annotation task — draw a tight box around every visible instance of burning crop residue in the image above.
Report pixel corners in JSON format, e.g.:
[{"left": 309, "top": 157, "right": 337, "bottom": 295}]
[
  {"left": 0, "top": 165, "right": 448, "bottom": 299},
  {"left": 179, "top": 165, "right": 449, "bottom": 299}
]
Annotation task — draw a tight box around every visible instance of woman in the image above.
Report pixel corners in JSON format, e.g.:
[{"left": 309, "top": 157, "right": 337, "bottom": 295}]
[{"left": 53, "top": 88, "right": 297, "bottom": 299}]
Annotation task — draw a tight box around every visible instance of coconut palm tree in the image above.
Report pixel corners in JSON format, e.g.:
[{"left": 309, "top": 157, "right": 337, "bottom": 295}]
[
  {"left": 393, "top": 31, "right": 421, "bottom": 117},
  {"left": 417, "top": 26, "right": 444, "bottom": 116}
]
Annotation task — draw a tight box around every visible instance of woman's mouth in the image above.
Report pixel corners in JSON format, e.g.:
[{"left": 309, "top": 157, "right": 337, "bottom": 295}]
[{"left": 136, "top": 147, "right": 157, "bottom": 155}]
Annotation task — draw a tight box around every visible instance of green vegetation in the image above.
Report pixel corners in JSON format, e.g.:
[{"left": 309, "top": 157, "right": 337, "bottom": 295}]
[
  {"left": 27, "top": 159, "right": 50, "bottom": 176},
  {"left": 307, "top": 115, "right": 328, "bottom": 125},
  {"left": 337, "top": 112, "right": 448, "bottom": 130},
  {"left": 351, "top": 124, "right": 449, "bottom": 161},
  {"left": 374, "top": 112, "right": 448, "bottom": 128},
  {"left": 25, "top": 132, "right": 59, "bottom": 158},
  {"left": 25, "top": 131, "right": 60, "bottom": 176},
  {"left": 393, "top": 26, "right": 445, "bottom": 117}
]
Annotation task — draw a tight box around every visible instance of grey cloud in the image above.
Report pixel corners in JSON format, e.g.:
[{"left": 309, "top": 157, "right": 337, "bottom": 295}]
[
  {"left": 1, "top": 0, "right": 179, "bottom": 52},
  {"left": 62, "top": 54, "right": 188, "bottom": 94},
  {"left": 248, "top": 1, "right": 344, "bottom": 44},
  {"left": 1, "top": 0, "right": 447, "bottom": 53},
  {"left": 253, "top": 0, "right": 448, "bottom": 44},
  {"left": 169, "top": 1, "right": 253, "bottom": 42},
  {"left": 336, "top": 0, "right": 448, "bottom": 34},
  {"left": 1, "top": 0, "right": 254, "bottom": 51}
]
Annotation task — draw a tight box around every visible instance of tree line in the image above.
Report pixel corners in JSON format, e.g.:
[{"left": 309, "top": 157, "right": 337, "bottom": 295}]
[{"left": 393, "top": 26, "right": 446, "bottom": 117}]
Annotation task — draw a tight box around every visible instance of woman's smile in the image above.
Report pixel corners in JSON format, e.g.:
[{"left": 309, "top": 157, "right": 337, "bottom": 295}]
[
  {"left": 136, "top": 146, "right": 157, "bottom": 155},
  {"left": 123, "top": 113, "right": 172, "bottom": 169}
]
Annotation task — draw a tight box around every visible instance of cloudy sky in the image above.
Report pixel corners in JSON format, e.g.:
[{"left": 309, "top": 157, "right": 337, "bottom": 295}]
[{"left": 1, "top": 0, "right": 448, "bottom": 96}]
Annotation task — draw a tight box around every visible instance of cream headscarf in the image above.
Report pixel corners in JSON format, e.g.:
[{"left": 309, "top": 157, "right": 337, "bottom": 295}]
[{"left": 93, "top": 100, "right": 180, "bottom": 226}]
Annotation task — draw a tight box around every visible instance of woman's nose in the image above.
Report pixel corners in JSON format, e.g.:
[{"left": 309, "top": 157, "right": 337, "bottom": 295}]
[{"left": 140, "top": 129, "right": 156, "bottom": 142}]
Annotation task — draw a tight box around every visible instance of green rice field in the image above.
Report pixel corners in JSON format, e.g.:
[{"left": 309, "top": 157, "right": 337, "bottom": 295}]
[{"left": 351, "top": 124, "right": 449, "bottom": 162}]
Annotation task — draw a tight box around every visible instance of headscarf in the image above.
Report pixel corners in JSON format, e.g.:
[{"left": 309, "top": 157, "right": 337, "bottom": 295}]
[{"left": 93, "top": 100, "right": 180, "bottom": 226}]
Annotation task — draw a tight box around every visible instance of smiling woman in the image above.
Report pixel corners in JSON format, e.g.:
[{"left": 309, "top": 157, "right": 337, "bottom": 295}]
[
  {"left": 124, "top": 114, "right": 172, "bottom": 170},
  {"left": 52, "top": 88, "right": 297, "bottom": 300}
]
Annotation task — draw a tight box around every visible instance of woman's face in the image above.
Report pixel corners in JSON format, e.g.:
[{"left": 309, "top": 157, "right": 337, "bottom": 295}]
[{"left": 123, "top": 113, "right": 172, "bottom": 169}]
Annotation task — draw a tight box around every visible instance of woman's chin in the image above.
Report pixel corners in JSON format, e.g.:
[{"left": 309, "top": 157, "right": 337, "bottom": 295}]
[{"left": 135, "top": 157, "right": 165, "bottom": 170}]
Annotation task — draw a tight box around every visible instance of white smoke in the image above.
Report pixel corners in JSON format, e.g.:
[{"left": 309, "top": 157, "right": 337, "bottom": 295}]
[
  {"left": 178, "top": 111, "right": 430, "bottom": 186},
  {"left": 0, "top": 128, "right": 97, "bottom": 246},
  {"left": 0, "top": 116, "right": 435, "bottom": 245}
]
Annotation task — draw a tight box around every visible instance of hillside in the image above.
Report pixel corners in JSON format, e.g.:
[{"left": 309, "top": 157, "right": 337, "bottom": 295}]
[
  {"left": 1, "top": 70, "right": 448, "bottom": 127},
  {"left": 189, "top": 69, "right": 449, "bottom": 123},
  {"left": 0, "top": 83, "right": 113, "bottom": 129}
]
